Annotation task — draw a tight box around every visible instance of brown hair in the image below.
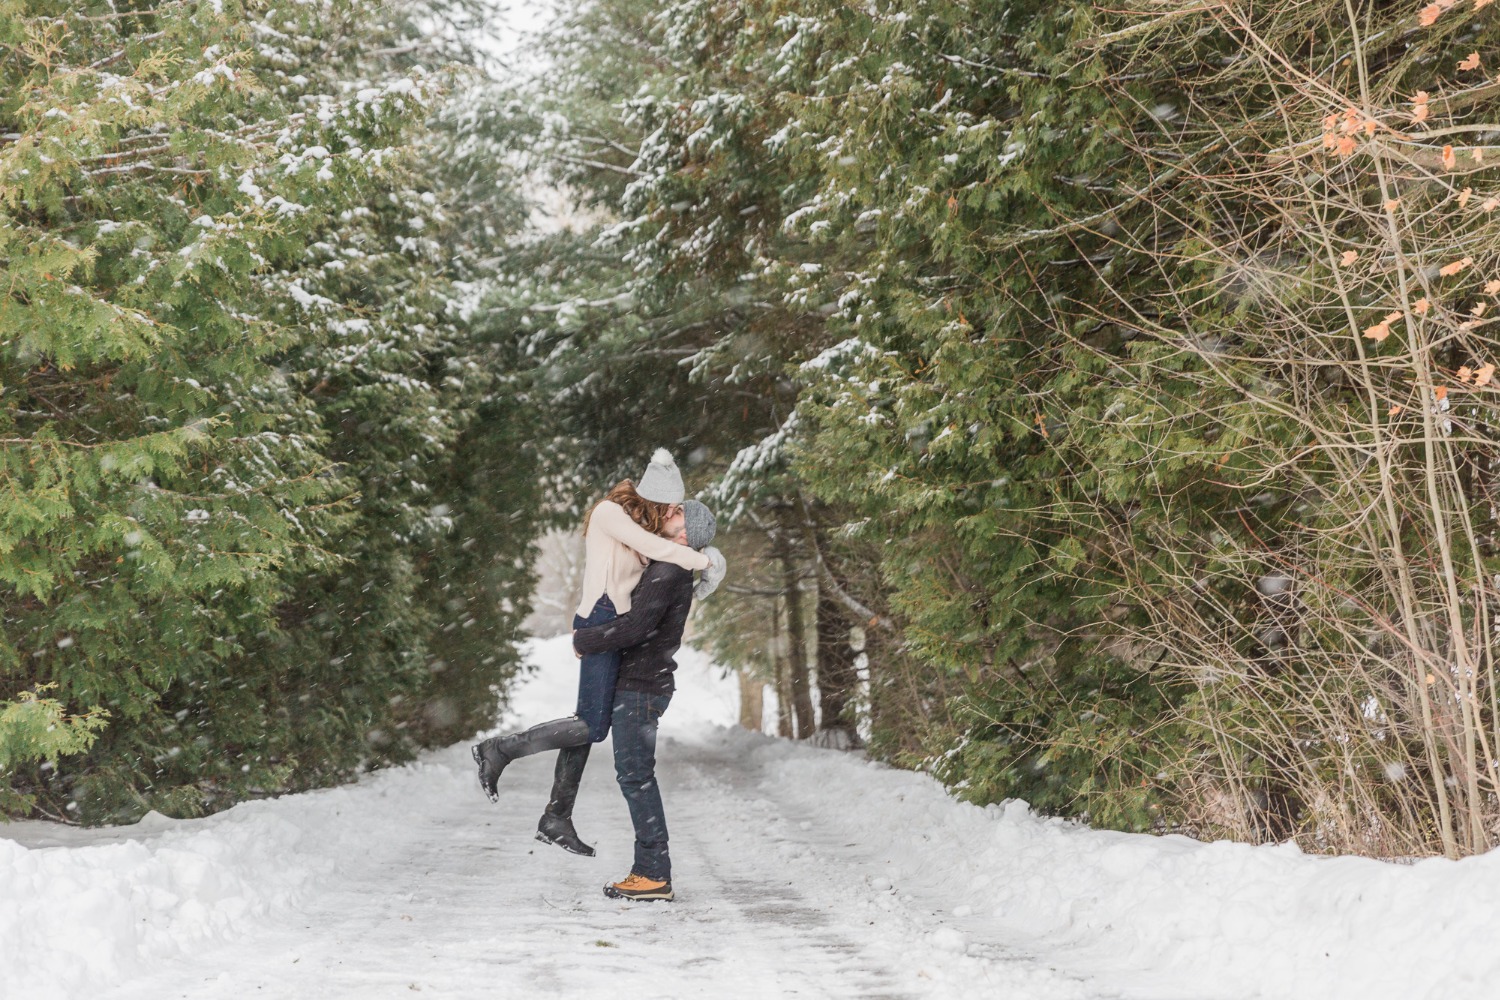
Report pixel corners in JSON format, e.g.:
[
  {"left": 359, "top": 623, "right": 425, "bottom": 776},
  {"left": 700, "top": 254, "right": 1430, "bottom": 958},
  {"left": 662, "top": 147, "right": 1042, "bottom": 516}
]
[{"left": 582, "top": 479, "right": 675, "bottom": 539}]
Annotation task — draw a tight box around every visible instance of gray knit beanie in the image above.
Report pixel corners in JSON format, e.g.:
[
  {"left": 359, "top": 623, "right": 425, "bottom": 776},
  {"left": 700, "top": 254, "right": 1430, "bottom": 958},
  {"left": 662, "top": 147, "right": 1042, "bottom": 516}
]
[
  {"left": 683, "top": 500, "right": 716, "bottom": 550},
  {"left": 636, "top": 448, "right": 685, "bottom": 505}
]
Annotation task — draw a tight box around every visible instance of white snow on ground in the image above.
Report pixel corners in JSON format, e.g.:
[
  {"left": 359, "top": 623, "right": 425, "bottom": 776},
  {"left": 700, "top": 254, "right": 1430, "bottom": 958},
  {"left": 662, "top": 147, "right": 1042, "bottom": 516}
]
[{"left": 3, "top": 636, "right": 1499, "bottom": 999}]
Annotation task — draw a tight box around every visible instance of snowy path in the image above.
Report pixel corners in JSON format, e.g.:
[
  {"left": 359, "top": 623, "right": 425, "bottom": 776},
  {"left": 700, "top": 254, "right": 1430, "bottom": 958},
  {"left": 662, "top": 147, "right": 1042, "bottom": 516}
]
[
  {"left": 84, "top": 718, "right": 1082, "bottom": 999},
  {"left": 8, "top": 636, "right": 1500, "bottom": 1000}
]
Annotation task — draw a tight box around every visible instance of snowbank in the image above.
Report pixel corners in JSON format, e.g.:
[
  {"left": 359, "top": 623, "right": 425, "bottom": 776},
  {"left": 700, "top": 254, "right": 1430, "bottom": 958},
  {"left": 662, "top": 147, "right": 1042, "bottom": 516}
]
[
  {"left": 0, "top": 743, "right": 475, "bottom": 1000},
  {"left": 742, "top": 731, "right": 1500, "bottom": 999},
  {"left": 0, "top": 805, "right": 316, "bottom": 998}
]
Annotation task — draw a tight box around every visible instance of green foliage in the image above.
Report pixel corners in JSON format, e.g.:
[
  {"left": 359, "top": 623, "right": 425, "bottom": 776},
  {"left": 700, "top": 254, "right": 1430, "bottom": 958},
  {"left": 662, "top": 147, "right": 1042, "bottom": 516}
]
[
  {"left": 0, "top": 686, "right": 106, "bottom": 815},
  {"left": 418, "top": 0, "right": 1500, "bottom": 856},
  {"left": 0, "top": 0, "right": 540, "bottom": 823},
  {"left": 715, "top": 0, "right": 1186, "bottom": 814},
  {"left": 517, "top": 0, "right": 1316, "bottom": 834},
  {"left": 504, "top": 2, "right": 904, "bottom": 756}
]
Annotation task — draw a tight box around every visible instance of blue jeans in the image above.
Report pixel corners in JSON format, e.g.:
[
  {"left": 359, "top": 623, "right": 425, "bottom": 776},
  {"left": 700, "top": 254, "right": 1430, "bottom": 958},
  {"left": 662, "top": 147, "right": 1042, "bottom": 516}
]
[
  {"left": 573, "top": 595, "right": 620, "bottom": 742},
  {"left": 611, "top": 688, "right": 673, "bottom": 881}
]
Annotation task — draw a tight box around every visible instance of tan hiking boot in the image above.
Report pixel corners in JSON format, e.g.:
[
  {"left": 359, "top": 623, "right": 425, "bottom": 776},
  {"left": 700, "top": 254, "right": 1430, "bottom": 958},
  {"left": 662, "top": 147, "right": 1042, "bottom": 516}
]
[{"left": 603, "top": 873, "right": 674, "bottom": 902}]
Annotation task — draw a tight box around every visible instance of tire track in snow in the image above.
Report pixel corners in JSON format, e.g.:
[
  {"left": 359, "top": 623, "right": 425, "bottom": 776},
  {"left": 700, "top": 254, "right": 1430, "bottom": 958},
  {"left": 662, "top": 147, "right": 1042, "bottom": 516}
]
[
  {"left": 657, "top": 734, "right": 1109, "bottom": 1000},
  {"left": 660, "top": 746, "right": 912, "bottom": 999}
]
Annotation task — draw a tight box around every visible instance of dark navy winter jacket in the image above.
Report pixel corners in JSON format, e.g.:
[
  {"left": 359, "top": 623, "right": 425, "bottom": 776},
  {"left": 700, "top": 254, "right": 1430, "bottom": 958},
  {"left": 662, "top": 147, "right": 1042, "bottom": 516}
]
[{"left": 571, "top": 560, "right": 694, "bottom": 697}]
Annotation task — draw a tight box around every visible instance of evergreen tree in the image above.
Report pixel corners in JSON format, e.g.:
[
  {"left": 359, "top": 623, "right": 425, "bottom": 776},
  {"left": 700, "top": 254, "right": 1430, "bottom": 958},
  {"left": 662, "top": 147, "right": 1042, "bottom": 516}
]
[
  {"left": 519, "top": 0, "right": 1192, "bottom": 822},
  {"left": 510, "top": 0, "right": 890, "bottom": 747},
  {"left": 754, "top": 0, "right": 1185, "bottom": 826},
  {"left": 1, "top": 0, "right": 540, "bottom": 822}
]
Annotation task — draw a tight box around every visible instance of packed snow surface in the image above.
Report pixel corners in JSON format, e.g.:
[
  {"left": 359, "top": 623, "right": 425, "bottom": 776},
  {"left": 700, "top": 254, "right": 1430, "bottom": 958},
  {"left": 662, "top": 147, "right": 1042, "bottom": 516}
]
[{"left": 3, "top": 636, "right": 1497, "bottom": 999}]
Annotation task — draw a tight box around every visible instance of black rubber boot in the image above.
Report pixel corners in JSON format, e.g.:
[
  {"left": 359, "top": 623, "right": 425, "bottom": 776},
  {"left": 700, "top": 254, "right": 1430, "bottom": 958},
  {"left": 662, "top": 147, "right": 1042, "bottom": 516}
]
[
  {"left": 472, "top": 717, "right": 591, "bottom": 802},
  {"left": 536, "top": 744, "right": 594, "bottom": 856}
]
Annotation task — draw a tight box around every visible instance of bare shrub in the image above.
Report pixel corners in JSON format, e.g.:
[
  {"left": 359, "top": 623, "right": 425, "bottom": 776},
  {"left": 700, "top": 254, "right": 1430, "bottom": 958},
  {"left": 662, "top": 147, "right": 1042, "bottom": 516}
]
[{"left": 1086, "top": 0, "right": 1500, "bottom": 857}]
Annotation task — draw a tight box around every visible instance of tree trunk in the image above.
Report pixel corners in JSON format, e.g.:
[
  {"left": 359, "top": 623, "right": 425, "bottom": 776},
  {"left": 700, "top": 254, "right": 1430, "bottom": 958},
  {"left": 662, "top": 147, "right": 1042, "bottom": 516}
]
[
  {"left": 772, "top": 606, "right": 793, "bottom": 738},
  {"left": 737, "top": 669, "right": 764, "bottom": 732},
  {"left": 863, "top": 613, "right": 890, "bottom": 749},
  {"left": 775, "top": 652, "right": 794, "bottom": 738},
  {"left": 779, "top": 535, "right": 815, "bottom": 739},
  {"left": 815, "top": 584, "right": 862, "bottom": 747}
]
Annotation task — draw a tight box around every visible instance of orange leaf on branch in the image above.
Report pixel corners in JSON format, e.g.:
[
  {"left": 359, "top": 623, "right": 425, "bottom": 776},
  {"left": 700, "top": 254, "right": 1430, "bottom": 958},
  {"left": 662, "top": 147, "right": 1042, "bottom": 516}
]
[
  {"left": 1420, "top": 0, "right": 1460, "bottom": 23},
  {"left": 1460, "top": 52, "right": 1482, "bottom": 71},
  {"left": 1412, "top": 91, "right": 1431, "bottom": 125},
  {"left": 1364, "top": 312, "right": 1403, "bottom": 342},
  {"left": 1415, "top": 297, "right": 1432, "bottom": 315},
  {"left": 1443, "top": 145, "right": 1458, "bottom": 170},
  {"left": 1477, "top": 363, "right": 1497, "bottom": 386},
  {"left": 1439, "top": 256, "right": 1474, "bottom": 276}
]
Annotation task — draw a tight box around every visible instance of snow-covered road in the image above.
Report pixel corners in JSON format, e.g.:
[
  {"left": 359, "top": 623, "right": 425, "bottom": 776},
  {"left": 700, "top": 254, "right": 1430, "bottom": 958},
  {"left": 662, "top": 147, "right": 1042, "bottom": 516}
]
[
  {"left": 86, "top": 741, "right": 948, "bottom": 1000},
  {"left": 68, "top": 644, "right": 1082, "bottom": 1000},
  {"left": 7, "top": 637, "right": 1500, "bottom": 1000}
]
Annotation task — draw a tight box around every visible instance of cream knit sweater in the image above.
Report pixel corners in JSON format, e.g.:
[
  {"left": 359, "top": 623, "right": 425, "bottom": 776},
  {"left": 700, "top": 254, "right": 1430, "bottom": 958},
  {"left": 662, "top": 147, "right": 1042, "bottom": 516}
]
[{"left": 574, "top": 500, "right": 710, "bottom": 618}]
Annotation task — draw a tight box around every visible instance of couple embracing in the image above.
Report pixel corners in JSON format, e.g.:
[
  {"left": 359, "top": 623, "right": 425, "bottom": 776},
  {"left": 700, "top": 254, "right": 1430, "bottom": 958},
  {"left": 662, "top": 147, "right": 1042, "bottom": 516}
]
[{"left": 472, "top": 449, "right": 726, "bottom": 902}]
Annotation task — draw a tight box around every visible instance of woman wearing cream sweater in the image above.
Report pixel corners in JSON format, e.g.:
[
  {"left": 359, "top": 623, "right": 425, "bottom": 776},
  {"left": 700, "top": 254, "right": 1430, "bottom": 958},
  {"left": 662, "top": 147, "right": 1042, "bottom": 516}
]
[{"left": 472, "top": 450, "right": 725, "bottom": 857}]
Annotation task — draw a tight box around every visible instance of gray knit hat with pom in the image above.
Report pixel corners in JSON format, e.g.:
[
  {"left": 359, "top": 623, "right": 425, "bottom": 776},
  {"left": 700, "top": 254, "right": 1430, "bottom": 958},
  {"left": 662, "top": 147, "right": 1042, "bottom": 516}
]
[
  {"left": 637, "top": 448, "right": 685, "bottom": 504},
  {"left": 683, "top": 500, "right": 716, "bottom": 551}
]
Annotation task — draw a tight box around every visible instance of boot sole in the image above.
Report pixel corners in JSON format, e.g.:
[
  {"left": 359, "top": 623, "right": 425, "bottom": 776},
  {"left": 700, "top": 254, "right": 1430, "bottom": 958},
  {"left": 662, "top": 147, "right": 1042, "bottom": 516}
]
[
  {"left": 535, "top": 829, "right": 596, "bottom": 857},
  {"left": 603, "top": 886, "right": 674, "bottom": 902}
]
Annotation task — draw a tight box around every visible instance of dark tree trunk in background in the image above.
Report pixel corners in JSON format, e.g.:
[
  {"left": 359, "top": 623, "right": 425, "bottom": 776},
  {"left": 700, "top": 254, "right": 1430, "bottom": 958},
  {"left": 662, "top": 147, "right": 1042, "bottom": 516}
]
[
  {"left": 815, "top": 585, "right": 862, "bottom": 747},
  {"left": 772, "top": 608, "right": 793, "bottom": 738},
  {"left": 778, "top": 535, "right": 815, "bottom": 739},
  {"left": 776, "top": 655, "right": 795, "bottom": 737}
]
